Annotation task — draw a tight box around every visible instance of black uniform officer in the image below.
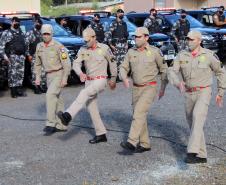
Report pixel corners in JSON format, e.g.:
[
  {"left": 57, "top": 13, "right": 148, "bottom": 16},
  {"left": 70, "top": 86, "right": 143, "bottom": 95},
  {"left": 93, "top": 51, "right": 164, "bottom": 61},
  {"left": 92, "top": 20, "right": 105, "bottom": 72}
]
[
  {"left": 171, "top": 9, "right": 190, "bottom": 51},
  {"left": 213, "top": 6, "right": 226, "bottom": 27},
  {"left": 143, "top": 8, "right": 161, "bottom": 34}
]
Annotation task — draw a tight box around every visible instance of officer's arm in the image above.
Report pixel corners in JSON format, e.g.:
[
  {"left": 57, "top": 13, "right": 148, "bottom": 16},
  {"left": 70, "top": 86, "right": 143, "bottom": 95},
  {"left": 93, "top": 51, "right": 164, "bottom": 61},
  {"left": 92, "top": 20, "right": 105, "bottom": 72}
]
[
  {"left": 213, "top": 15, "right": 226, "bottom": 26},
  {"left": 167, "top": 54, "right": 181, "bottom": 86},
  {"left": 143, "top": 18, "right": 151, "bottom": 28},
  {"left": 0, "top": 31, "right": 11, "bottom": 57},
  {"left": 25, "top": 31, "right": 32, "bottom": 56},
  {"left": 106, "top": 47, "right": 117, "bottom": 82},
  {"left": 119, "top": 51, "right": 130, "bottom": 81},
  {"left": 34, "top": 45, "right": 42, "bottom": 82},
  {"left": 170, "top": 21, "right": 179, "bottom": 40},
  {"left": 210, "top": 54, "right": 226, "bottom": 97},
  {"left": 107, "top": 22, "right": 115, "bottom": 45},
  {"left": 73, "top": 49, "right": 84, "bottom": 76},
  {"left": 155, "top": 49, "right": 168, "bottom": 90},
  {"left": 59, "top": 46, "right": 71, "bottom": 84}
]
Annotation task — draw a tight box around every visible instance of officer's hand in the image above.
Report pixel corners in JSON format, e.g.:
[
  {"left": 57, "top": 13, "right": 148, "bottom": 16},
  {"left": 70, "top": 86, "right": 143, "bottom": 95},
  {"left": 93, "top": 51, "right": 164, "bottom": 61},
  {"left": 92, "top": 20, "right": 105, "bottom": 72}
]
[
  {"left": 80, "top": 73, "right": 87, "bottom": 82},
  {"left": 60, "top": 81, "right": 67, "bottom": 88},
  {"left": 3, "top": 55, "right": 10, "bottom": 63},
  {"left": 177, "top": 81, "right": 185, "bottom": 93},
  {"left": 123, "top": 79, "right": 130, "bottom": 88},
  {"left": 216, "top": 95, "right": 223, "bottom": 108},
  {"left": 158, "top": 89, "right": 165, "bottom": 100},
  {"left": 27, "top": 55, "right": 32, "bottom": 62},
  {"left": 35, "top": 79, "right": 40, "bottom": 86},
  {"left": 110, "top": 45, "right": 116, "bottom": 51},
  {"left": 108, "top": 80, "right": 116, "bottom": 90}
]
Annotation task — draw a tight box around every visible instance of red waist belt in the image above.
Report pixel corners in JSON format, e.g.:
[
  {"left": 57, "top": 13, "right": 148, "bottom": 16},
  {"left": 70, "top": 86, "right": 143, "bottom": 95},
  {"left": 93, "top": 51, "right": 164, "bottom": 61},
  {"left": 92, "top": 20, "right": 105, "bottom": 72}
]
[
  {"left": 186, "top": 85, "right": 210, "bottom": 92},
  {"left": 86, "top": 75, "right": 108, "bottom": 80},
  {"left": 133, "top": 81, "right": 157, "bottom": 87},
  {"left": 46, "top": 67, "right": 63, "bottom": 74}
]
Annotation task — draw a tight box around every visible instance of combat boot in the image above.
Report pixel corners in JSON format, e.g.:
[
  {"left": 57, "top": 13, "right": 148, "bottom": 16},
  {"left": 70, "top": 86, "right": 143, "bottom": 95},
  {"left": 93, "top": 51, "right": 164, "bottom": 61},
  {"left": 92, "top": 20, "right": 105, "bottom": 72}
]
[
  {"left": 10, "top": 87, "right": 17, "bottom": 98},
  {"left": 16, "top": 86, "right": 27, "bottom": 97}
]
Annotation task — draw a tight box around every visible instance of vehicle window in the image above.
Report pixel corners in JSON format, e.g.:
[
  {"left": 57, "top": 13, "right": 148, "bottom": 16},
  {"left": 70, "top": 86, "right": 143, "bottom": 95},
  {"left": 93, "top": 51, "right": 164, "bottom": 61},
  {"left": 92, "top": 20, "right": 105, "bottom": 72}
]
[
  {"left": 164, "top": 14, "right": 204, "bottom": 28},
  {"left": 20, "top": 19, "right": 70, "bottom": 36}
]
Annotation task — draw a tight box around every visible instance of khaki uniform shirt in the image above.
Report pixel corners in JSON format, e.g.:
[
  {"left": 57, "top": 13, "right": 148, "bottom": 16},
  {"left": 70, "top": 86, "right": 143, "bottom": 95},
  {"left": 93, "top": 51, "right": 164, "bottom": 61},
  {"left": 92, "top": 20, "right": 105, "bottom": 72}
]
[
  {"left": 73, "top": 42, "right": 117, "bottom": 82},
  {"left": 120, "top": 45, "right": 168, "bottom": 85},
  {"left": 167, "top": 47, "right": 226, "bottom": 96},
  {"left": 35, "top": 39, "right": 71, "bottom": 83}
]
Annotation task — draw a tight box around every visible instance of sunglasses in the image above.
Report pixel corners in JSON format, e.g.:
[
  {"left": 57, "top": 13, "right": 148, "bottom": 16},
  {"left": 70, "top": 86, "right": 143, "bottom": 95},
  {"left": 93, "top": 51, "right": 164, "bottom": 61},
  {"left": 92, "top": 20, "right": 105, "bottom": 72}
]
[
  {"left": 134, "top": 34, "right": 148, "bottom": 38},
  {"left": 43, "top": 33, "right": 51, "bottom": 36}
]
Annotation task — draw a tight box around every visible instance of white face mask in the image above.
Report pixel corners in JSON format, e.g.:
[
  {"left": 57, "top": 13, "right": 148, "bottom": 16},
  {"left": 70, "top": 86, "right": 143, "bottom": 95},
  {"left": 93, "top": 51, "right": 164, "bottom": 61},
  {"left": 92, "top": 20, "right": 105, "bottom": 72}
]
[{"left": 42, "top": 34, "right": 52, "bottom": 43}]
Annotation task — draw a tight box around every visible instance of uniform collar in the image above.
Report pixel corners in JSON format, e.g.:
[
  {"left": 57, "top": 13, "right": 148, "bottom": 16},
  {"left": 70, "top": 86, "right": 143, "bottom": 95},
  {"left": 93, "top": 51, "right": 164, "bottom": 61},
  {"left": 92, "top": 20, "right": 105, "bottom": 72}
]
[
  {"left": 41, "top": 39, "right": 55, "bottom": 47},
  {"left": 134, "top": 44, "right": 150, "bottom": 51}
]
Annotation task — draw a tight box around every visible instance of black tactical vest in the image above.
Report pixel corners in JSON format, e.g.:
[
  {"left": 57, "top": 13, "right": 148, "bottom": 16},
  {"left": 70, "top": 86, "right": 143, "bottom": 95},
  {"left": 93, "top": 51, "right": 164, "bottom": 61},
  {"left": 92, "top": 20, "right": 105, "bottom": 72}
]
[
  {"left": 91, "top": 22, "right": 105, "bottom": 43},
  {"left": 176, "top": 19, "right": 190, "bottom": 40},
  {"left": 5, "top": 29, "right": 26, "bottom": 55},
  {"left": 112, "top": 21, "right": 128, "bottom": 41},
  {"left": 29, "top": 29, "right": 42, "bottom": 55},
  {"left": 147, "top": 17, "right": 161, "bottom": 34}
]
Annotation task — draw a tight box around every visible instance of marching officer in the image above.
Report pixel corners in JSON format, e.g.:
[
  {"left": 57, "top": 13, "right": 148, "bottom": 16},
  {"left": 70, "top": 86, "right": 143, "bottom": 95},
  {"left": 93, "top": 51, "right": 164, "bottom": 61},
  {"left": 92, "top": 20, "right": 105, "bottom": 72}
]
[
  {"left": 106, "top": 9, "right": 129, "bottom": 68},
  {"left": 213, "top": 6, "right": 226, "bottom": 27},
  {"left": 143, "top": 8, "right": 161, "bottom": 34},
  {"left": 0, "top": 17, "right": 27, "bottom": 98},
  {"left": 25, "top": 18, "right": 46, "bottom": 94},
  {"left": 171, "top": 9, "right": 190, "bottom": 52},
  {"left": 57, "top": 28, "right": 117, "bottom": 144},
  {"left": 120, "top": 27, "right": 168, "bottom": 153},
  {"left": 34, "top": 24, "right": 71, "bottom": 136},
  {"left": 167, "top": 30, "right": 226, "bottom": 163},
  {"left": 88, "top": 13, "right": 105, "bottom": 43}
]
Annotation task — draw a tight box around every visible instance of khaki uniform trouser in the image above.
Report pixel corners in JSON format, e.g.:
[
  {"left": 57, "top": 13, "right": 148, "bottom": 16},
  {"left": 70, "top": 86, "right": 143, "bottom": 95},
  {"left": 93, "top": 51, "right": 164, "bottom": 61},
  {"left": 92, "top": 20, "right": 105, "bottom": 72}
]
[
  {"left": 127, "top": 85, "right": 157, "bottom": 148},
  {"left": 66, "top": 79, "right": 107, "bottom": 136},
  {"left": 46, "top": 70, "right": 67, "bottom": 130},
  {"left": 185, "top": 87, "right": 212, "bottom": 158}
]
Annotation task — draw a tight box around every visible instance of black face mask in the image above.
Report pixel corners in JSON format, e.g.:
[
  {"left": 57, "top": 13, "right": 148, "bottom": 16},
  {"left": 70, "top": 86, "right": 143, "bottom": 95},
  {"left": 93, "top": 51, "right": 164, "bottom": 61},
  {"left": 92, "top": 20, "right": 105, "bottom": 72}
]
[
  {"left": 13, "top": 23, "right": 20, "bottom": 29},
  {"left": 219, "top": 11, "right": 224, "bottom": 15},
  {"left": 153, "top": 13, "right": 157, "bottom": 17},
  {"left": 181, "top": 15, "right": 186, "bottom": 19},
  {"left": 94, "top": 19, "right": 100, "bottom": 23},
  {"left": 35, "top": 24, "right": 42, "bottom": 30},
  {"left": 119, "top": 15, "right": 124, "bottom": 19}
]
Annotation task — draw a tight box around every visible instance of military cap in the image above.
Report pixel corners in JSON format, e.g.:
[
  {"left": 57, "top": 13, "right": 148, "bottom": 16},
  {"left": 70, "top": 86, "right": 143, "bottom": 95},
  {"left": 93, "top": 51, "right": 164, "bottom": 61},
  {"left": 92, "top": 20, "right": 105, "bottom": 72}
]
[
  {"left": 41, "top": 24, "right": 53, "bottom": 34},
  {"left": 117, "top": 9, "right": 124, "bottom": 13},
  {"left": 186, "top": 30, "right": 202, "bottom": 40},
  {"left": 134, "top": 27, "right": 149, "bottom": 36}
]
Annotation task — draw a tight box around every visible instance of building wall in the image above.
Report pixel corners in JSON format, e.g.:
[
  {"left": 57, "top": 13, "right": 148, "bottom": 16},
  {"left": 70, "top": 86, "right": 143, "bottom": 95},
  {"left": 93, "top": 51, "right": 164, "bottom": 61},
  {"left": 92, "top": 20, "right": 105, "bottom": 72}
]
[
  {"left": 0, "top": 0, "right": 40, "bottom": 14},
  {"left": 124, "top": 0, "right": 226, "bottom": 13}
]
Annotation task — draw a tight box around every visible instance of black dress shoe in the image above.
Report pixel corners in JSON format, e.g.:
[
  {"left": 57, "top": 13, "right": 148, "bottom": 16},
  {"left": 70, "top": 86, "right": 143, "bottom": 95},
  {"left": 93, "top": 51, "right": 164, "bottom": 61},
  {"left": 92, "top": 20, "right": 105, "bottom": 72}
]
[
  {"left": 55, "top": 128, "right": 67, "bottom": 132},
  {"left": 134, "top": 145, "right": 151, "bottom": 153},
  {"left": 89, "top": 134, "right": 107, "bottom": 144},
  {"left": 120, "top": 141, "right": 136, "bottom": 151},
  {"left": 57, "top": 111, "right": 72, "bottom": 126},
  {"left": 43, "top": 126, "right": 57, "bottom": 136},
  {"left": 184, "top": 153, "right": 207, "bottom": 164},
  {"left": 33, "top": 85, "right": 42, "bottom": 94}
]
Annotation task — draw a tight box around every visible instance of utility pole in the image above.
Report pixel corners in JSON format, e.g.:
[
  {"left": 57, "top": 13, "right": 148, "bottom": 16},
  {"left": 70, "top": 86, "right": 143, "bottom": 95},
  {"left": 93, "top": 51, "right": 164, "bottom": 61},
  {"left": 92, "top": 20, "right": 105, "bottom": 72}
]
[{"left": 65, "top": 0, "right": 68, "bottom": 7}]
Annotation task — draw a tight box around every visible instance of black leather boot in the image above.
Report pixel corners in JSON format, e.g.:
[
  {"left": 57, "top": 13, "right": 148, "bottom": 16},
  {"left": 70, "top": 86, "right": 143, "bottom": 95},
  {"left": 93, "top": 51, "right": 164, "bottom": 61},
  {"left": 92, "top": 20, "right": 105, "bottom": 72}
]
[
  {"left": 89, "top": 134, "right": 107, "bottom": 144},
  {"left": 10, "top": 87, "right": 17, "bottom": 98},
  {"left": 16, "top": 86, "right": 27, "bottom": 97},
  {"left": 33, "top": 85, "right": 42, "bottom": 94}
]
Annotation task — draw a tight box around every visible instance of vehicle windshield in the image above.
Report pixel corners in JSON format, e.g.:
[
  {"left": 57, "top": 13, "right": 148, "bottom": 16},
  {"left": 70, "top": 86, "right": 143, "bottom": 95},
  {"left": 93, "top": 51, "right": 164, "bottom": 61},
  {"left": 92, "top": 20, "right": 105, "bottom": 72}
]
[
  {"left": 164, "top": 14, "right": 204, "bottom": 28},
  {"left": 20, "top": 19, "right": 70, "bottom": 37}
]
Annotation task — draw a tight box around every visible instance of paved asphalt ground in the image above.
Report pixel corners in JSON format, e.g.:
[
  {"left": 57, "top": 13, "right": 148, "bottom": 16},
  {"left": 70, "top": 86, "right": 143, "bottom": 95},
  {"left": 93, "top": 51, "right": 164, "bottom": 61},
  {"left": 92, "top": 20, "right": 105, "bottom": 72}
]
[{"left": 0, "top": 79, "right": 225, "bottom": 185}]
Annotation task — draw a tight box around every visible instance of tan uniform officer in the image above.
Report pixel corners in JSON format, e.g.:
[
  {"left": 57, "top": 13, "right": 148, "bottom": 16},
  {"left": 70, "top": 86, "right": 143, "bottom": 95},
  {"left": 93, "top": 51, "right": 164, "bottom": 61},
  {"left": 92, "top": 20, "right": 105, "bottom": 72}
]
[
  {"left": 168, "top": 30, "right": 226, "bottom": 163},
  {"left": 34, "top": 24, "right": 71, "bottom": 136},
  {"left": 57, "top": 28, "right": 117, "bottom": 144},
  {"left": 119, "top": 27, "right": 168, "bottom": 153}
]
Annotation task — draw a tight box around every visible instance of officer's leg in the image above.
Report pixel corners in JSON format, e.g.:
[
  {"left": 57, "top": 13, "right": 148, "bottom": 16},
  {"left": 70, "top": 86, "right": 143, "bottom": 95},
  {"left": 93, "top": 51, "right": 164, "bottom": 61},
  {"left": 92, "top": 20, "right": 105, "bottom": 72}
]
[
  {"left": 187, "top": 88, "right": 211, "bottom": 158},
  {"left": 185, "top": 92, "right": 196, "bottom": 129},
  {"left": 55, "top": 94, "right": 67, "bottom": 131},
  {"left": 138, "top": 87, "right": 157, "bottom": 148},
  {"left": 15, "top": 55, "right": 26, "bottom": 96},
  {"left": 128, "top": 86, "right": 157, "bottom": 147},
  {"left": 87, "top": 94, "right": 107, "bottom": 136},
  {"left": 66, "top": 79, "right": 107, "bottom": 119},
  {"left": 8, "top": 55, "right": 18, "bottom": 97},
  {"left": 46, "top": 73, "right": 62, "bottom": 127}
]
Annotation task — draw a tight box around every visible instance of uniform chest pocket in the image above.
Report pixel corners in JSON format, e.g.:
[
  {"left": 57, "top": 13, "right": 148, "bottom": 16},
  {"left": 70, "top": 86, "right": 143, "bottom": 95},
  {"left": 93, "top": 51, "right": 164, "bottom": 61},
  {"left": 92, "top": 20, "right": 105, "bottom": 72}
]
[
  {"left": 198, "top": 63, "right": 208, "bottom": 68},
  {"left": 49, "top": 50, "right": 57, "bottom": 58}
]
